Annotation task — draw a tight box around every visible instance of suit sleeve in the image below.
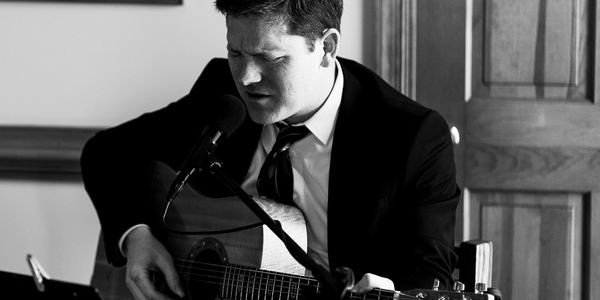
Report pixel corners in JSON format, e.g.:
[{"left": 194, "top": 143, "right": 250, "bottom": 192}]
[
  {"left": 80, "top": 58, "right": 232, "bottom": 266},
  {"left": 396, "top": 110, "right": 460, "bottom": 290}
]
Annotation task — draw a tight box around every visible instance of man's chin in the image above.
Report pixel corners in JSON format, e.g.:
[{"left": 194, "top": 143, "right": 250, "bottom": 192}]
[{"left": 247, "top": 110, "right": 281, "bottom": 125}]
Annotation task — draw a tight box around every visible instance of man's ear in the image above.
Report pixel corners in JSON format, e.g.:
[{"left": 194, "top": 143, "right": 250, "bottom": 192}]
[{"left": 320, "top": 28, "right": 340, "bottom": 68}]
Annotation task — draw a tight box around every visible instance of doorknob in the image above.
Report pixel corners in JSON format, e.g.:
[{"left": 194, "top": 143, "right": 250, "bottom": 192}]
[{"left": 450, "top": 126, "right": 460, "bottom": 145}]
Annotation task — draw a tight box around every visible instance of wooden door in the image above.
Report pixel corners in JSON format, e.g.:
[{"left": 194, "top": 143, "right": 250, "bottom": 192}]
[
  {"left": 465, "top": 0, "right": 600, "bottom": 299},
  {"left": 373, "top": 0, "right": 600, "bottom": 299}
]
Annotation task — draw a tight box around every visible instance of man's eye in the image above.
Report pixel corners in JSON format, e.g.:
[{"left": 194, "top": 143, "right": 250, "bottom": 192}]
[
  {"left": 228, "top": 51, "right": 242, "bottom": 58},
  {"left": 267, "top": 56, "right": 284, "bottom": 63}
]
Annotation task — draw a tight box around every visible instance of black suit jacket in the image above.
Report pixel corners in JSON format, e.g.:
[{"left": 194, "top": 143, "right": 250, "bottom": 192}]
[{"left": 81, "top": 57, "right": 459, "bottom": 291}]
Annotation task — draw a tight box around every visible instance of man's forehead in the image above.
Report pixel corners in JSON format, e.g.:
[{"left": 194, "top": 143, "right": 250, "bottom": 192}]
[
  {"left": 226, "top": 14, "right": 289, "bottom": 38},
  {"left": 226, "top": 33, "right": 285, "bottom": 54},
  {"left": 226, "top": 16, "right": 293, "bottom": 52}
]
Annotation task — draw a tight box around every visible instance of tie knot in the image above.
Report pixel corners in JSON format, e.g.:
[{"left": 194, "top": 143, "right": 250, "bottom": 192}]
[{"left": 273, "top": 125, "right": 309, "bottom": 152}]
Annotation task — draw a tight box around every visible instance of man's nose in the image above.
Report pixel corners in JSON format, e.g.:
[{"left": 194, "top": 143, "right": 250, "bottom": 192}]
[{"left": 237, "top": 59, "right": 262, "bottom": 86}]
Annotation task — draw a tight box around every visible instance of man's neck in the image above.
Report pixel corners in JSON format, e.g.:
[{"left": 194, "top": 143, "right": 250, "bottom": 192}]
[{"left": 285, "top": 62, "right": 337, "bottom": 125}]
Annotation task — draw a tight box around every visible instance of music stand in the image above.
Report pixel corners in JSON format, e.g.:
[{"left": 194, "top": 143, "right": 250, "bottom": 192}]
[
  {"left": 0, "top": 270, "right": 104, "bottom": 299},
  {"left": 0, "top": 254, "right": 104, "bottom": 300}
]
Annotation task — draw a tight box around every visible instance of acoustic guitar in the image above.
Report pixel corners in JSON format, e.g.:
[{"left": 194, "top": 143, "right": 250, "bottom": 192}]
[{"left": 92, "top": 161, "right": 493, "bottom": 300}]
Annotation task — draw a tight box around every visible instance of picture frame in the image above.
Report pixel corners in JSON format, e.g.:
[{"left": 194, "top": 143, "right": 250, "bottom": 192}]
[{"left": 0, "top": 0, "right": 181, "bottom": 4}]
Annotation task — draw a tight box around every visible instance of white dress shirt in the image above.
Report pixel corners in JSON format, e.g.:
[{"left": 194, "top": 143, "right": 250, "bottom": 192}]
[{"left": 241, "top": 59, "right": 344, "bottom": 269}]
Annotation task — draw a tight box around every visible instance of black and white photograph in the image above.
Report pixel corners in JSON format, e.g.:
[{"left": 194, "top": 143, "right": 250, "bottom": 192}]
[{"left": 1, "top": 0, "right": 598, "bottom": 299}]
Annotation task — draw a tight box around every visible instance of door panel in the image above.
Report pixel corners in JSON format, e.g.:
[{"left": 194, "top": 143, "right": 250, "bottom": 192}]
[
  {"left": 474, "top": 0, "right": 590, "bottom": 100},
  {"left": 470, "top": 192, "right": 584, "bottom": 300},
  {"left": 466, "top": 100, "right": 600, "bottom": 191}
]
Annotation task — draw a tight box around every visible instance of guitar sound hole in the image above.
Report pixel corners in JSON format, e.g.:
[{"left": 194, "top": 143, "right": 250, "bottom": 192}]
[
  {"left": 183, "top": 249, "right": 224, "bottom": 300},
  {"left": 182, "top": 238, "right": 228, "bottom": 300}
]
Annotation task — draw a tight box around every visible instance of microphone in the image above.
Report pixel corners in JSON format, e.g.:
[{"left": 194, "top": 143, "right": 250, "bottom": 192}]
[{"left": 166, "top": 94, "right": 246, "bottom": 201}]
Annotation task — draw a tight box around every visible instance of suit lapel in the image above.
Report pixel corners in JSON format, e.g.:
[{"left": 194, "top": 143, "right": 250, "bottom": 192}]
[{"left": 327, "top": 59, "right": 369, "bottom": 271}]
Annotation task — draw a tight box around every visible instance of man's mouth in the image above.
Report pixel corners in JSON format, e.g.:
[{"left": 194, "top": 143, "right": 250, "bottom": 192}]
[{"left": 244, "top": 91, "right": 270, "bottom": 101}]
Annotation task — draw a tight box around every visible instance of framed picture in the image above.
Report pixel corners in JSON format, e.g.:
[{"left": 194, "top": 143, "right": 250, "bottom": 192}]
[{"left": 1, "top": 0, "right": 181, "bottom": 4}]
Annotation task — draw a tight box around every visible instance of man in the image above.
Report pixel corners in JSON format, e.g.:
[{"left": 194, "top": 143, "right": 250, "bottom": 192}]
[{"left": 81, "top": 0, "right": 460, "bottom": 299}]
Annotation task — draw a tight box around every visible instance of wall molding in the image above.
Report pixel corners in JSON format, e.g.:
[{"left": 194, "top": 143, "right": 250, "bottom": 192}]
[
  {"left": 375, "top": 0, "right": 417, "bottom": 99},
  {"left": 0, "top": 126, "right": 99, "bottom": 180}
]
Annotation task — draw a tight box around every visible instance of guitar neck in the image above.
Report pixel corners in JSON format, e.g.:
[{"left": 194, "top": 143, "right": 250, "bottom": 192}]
[
  {"left": 176, "top": 260, "right": 411, "bottom": 300},
  {"left": 221, "top": 263, "right": 320, "bottom": 300}
]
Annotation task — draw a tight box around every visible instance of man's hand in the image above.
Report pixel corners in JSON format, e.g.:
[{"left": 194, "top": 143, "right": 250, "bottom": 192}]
[
  {"left": 350, "top": 273, "right": 395, "bottom": 294},
  {"left": 123, "top": 226, "right": 185, "bottom": 300}
]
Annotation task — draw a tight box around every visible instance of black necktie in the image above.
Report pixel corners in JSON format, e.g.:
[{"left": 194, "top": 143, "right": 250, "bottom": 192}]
[{"left": 257, "top": 124, "right": 309, "bottom": 204}]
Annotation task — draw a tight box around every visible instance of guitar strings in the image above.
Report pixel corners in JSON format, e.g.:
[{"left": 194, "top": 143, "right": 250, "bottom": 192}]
[
  {"left": 172, "top": 260, "right": 313, "bottom": 286},
  {"left": 172, "top": 258, "right": 313, "bottom": 281},
  {"left": 172, "top": 263, "right": 319, "bottom": 294},
  {"left": 172, "top": 274, "right": 398, "bottom": 300},
  {"left": 172, "top": 274, "right": 400, "bottom": 300},
  {"left": 172, "top": 259, "right": 316, "bottom": 298},
  {"left": 169, "top": 260, "right": 401, "bottom": 300},
  {"left": 173, "top": 273, "right": 311, "bottom": 299},
  {"left": 173, "top": 256, "right": 306, "bottom": 276},
  {"left": 173, "top": 274, "right": 399, "bottom": 300},
  {"left": 173, "top": 263, "right": 314, "bottom": 289},
  {"left": 172, "top": 259, "right": 350, "bottom": 295},
  {"left": 176, "top": 271, "right": 309, "bottom": 287}
]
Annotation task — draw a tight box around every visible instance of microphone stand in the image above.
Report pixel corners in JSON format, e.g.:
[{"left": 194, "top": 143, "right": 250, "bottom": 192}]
[{"left": 206, "top": 157, "right": 350, "bottom": 300}]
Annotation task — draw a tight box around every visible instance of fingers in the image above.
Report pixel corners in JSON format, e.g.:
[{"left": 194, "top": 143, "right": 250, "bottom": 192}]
[
  {"left": 127, "top": 265, "right": 171, "bottom": 300},
  {"left": 351, "top": 273, "right": 395, "bottom": 294},
  {"left": 127, "top": 264, "right": 184, "bottom": 300},
  {"left": 124, "top": 229, "right": 184, "bottom": 300},
  {"left": 156, "top": 254, "right": 185, "bottom": 298},
  {"left": 127, "top": 281, "right": 146, "bottom": 300},
  {"left": 125, "top": 267, "right": 155, "bottom": 300}
]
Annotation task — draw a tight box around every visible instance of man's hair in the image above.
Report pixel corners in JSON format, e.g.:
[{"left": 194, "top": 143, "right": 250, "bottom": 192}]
[{"left": 215, "top": 0, "right": 343, "bottom": 50}]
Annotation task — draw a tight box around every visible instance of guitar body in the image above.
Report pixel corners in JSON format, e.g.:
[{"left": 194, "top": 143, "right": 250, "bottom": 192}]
[
  {"left": 92, "top": 160, "right": 307, "bottom": 300},
  {"left": 148, "top": 160, "right": 307, "bottom": 273}
]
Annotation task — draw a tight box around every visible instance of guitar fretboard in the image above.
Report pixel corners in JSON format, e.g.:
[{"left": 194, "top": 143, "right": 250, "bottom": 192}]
[
  {"left": 221, "top": 264, "right": 318, "bottom": 300},
  {"left": 177, "top": 259, "right": 408, "bottom": 300}
]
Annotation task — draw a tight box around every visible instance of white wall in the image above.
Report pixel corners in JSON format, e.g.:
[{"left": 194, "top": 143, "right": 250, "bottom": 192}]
[
  {"left": 0, "top": 1, "right": 226, "bottom": 127},
  {"left": 0, "top": 0, "right": 367, "bottom": 285},
  {"left": 0, "top": 180, "right": 100, "bottom": 284},
  {"left": 0, "top": 0, "right": 365, "bottom": 127}
]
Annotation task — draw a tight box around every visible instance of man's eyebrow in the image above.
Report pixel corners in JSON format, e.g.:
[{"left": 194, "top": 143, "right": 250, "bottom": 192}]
[
  {"left": 227, "top": 44, "right": 282, "bottom": 56},
  {"left": 226, "top": 45, "right": 241, "bottom": 52}
]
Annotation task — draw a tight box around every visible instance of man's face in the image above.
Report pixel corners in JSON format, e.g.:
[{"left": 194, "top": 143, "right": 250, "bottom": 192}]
[{"left": 226, "top": 15, "right": 329, "bottom": 125}]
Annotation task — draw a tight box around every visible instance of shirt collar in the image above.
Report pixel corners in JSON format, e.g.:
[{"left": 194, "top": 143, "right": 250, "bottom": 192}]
[{"left": 302, "top": 59, "right": 344, "bottom": 144}]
